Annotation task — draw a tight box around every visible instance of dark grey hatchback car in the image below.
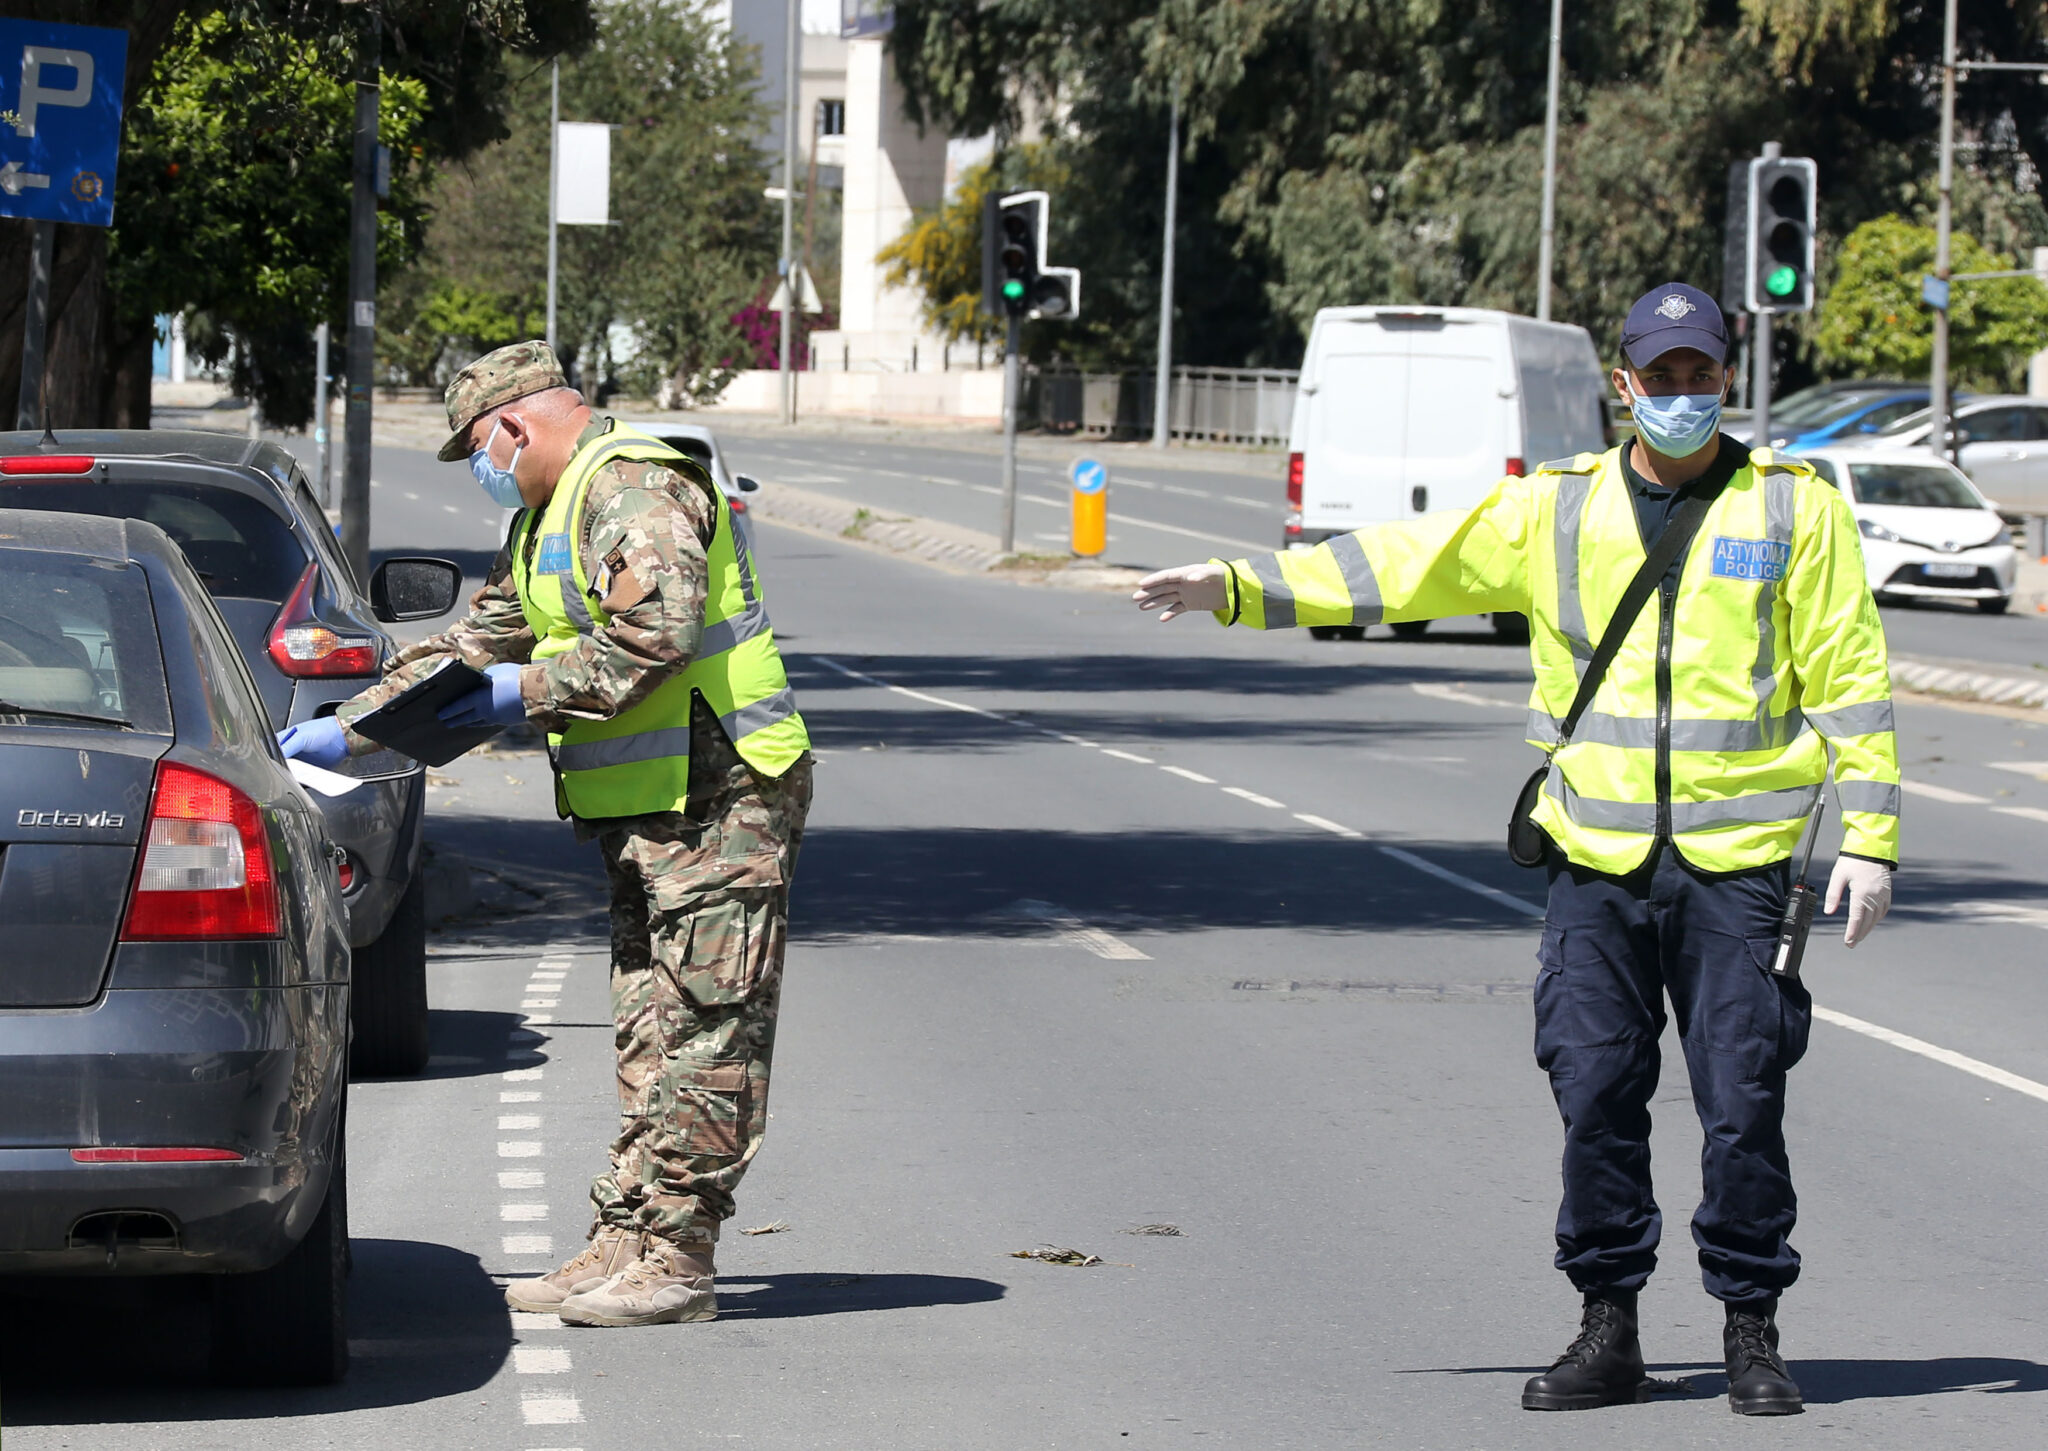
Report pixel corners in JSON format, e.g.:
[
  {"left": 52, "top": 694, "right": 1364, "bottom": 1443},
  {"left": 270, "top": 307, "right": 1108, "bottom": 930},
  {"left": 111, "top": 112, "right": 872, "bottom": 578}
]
[
  {"left": 0, "top": 430, "right": 461, "bottom": 1075},
  {"left": 0, "top": 509, "right": 353, "bottom": 1384}
]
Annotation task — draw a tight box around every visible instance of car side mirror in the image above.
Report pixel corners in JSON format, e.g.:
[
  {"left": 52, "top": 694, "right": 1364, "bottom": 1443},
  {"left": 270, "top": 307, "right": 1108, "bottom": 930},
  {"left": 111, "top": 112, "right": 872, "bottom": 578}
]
[
  {"left": 369, "top": 557, "right": 462, "bottom": 622},
  {"left": 734, "top": 474, "right": 761, "bottom": 493}
]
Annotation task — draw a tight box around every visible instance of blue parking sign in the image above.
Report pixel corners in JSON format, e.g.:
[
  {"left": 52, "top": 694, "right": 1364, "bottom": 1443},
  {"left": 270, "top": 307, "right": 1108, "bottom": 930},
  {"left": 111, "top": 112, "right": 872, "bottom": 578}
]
[{"left": 0, "top": 20, "right": 127, "bottom": 228}]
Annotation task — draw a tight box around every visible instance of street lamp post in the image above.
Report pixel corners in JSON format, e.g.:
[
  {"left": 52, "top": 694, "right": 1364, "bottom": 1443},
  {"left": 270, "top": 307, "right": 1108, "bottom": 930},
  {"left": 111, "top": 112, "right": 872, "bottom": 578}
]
[
  {"left": 1537, "top": 0, "right": 1563, "bottom": 321},
  {"left": 779, "top": 0, "right": 799, "bottom": 425},
  {"left": 1931, "top": 0, "right": 1958, "bottom": 465},
  {"left": 1151, "top": 92, "right": 1179, "bottom": 449},
  {"left": 546, "top": 60, "right": 559, "bottom": 354}
]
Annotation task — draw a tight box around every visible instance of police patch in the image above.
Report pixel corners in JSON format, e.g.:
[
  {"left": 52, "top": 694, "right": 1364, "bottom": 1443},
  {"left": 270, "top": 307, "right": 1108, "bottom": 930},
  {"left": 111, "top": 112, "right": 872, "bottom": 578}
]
[
  {"left": 534, "top": 533, "right": 573, "bottom": 575},
  {"left": 1710, "top": 536, "right": 1790, "bottom": 582}
]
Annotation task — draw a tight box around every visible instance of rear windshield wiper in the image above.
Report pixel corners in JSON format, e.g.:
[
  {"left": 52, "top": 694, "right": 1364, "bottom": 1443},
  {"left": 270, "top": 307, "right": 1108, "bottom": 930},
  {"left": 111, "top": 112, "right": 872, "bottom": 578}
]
[{"left": 0, "top": 700, "right": 132, "bottom": 728}]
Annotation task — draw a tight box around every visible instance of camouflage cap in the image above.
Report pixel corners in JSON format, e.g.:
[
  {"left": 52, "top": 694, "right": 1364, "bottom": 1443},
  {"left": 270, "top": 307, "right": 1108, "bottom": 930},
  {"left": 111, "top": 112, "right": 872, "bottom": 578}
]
[{"left": 437, "top": 340, "right": 569, "bottom": 461}]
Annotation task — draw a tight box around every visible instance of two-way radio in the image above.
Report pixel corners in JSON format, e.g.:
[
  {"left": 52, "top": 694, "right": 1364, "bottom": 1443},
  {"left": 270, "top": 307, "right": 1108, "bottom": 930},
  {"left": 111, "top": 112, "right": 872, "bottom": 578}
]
[{"left": 1769, "top": 792, "right": 1828, "bottom": 980}]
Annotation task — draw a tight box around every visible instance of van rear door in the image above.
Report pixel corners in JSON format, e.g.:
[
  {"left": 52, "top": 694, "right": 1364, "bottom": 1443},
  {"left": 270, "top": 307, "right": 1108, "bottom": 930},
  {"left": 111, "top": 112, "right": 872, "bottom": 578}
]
[
  {"left": 1400, "top": 328, "right": 1512, "bottom": 518},
  {"left": 1303, "top": 319, "right": 1413, "bottom": 531}
]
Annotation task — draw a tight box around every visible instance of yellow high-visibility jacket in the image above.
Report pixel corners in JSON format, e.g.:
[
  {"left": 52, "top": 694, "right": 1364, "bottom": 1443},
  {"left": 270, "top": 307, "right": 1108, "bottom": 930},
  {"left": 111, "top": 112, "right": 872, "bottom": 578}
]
[{"left": 1214, "top": 446, "right": 1900, "bottom": 875}]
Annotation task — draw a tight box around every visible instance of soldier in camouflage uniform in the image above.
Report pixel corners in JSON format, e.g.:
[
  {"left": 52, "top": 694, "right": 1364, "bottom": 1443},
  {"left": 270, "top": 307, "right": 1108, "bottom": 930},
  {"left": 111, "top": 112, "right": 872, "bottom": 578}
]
[{"left": 286, "top": 341, "right": 813, "bottom": 1327}]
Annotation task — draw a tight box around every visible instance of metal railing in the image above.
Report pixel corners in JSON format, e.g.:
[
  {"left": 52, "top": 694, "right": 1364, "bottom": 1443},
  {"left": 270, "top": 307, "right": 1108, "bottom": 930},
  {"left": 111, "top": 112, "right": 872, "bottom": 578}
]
[{"left": 1030, "top": 365, "right": 1298, "bottom": 444}]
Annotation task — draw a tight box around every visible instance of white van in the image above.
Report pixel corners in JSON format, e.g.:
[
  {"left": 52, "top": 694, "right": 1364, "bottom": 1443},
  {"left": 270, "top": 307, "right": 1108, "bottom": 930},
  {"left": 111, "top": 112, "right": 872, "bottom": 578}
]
[{"left": 1284, "top": 305, "right": 1610, "bottom": 638}]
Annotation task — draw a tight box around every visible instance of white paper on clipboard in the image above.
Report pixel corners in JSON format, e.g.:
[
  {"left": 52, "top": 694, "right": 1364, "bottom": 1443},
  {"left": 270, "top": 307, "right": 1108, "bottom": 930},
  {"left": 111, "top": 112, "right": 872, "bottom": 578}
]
[{"left": 289, "top": 759, "right": 364, "bottom": 797}]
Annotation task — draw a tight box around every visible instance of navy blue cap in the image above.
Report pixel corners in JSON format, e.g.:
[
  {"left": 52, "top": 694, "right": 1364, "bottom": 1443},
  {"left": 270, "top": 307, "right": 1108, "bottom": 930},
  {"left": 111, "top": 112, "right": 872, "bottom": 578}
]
[{"left": 1620, "top": 283, "right": 1728, "bottom": 369}]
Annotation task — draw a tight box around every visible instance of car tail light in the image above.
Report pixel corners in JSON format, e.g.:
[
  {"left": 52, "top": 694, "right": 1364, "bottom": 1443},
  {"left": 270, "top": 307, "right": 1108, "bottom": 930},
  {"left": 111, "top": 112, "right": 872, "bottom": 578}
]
[
  {"left": 1506, "top": 457, "right": 1525, "bottom": 477},
  {"left": 336, "top": 854, "right": 355, "bottom": 892},
  {"left": 267, "top": 562, "right": 378, "bottom": 677},
  {"left": 0, "top": 455, "right": 95, "bottom": 475},
  {"left": 121, "top": 762, "right": 282, "bottom": 941},
  {"left": 72, "top": 1147, "right": 244, "bottom": 1164},
  {"left": 1286, "top": 452, "right": 1304, "bottom": 510}
]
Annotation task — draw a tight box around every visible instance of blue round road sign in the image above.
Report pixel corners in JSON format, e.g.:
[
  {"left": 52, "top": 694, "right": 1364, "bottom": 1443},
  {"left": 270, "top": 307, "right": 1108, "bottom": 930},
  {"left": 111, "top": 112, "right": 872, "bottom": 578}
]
[{"left": 1070, "top": 459, "right": 1107, "bottom": 494}]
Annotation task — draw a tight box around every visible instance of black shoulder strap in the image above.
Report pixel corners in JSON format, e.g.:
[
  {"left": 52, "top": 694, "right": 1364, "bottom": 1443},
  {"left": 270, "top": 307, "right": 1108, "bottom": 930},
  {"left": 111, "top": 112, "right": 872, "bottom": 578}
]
[{"left": 1555, "top": 473, "right": 1728, "bottom": 748}]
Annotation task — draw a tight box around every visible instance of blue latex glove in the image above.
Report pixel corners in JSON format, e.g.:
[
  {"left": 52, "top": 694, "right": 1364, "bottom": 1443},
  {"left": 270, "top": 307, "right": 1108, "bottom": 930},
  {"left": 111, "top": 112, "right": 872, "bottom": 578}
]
[
  {"left": 437, "top": 662, "right": 527, "bottom": 729},
  {"left": 278, "top": 716, "right": 350, "bottom": 769}
]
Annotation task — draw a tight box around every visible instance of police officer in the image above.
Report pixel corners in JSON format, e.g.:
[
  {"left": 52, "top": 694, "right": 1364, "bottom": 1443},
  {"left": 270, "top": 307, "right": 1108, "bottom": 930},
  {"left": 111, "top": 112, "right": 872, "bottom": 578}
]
[
  {"left": 1132, "top": 284, "right": 1899, "bottom": 1416},
  {"left": 280, "top": 341, "right": 813, "bottom": 1327}
]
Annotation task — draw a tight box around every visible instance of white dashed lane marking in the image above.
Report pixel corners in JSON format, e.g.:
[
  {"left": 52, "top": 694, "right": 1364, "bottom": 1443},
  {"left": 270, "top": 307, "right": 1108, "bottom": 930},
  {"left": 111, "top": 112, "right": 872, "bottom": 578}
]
[{"left": 810, "top": 653, "right": 2048, "bottom": 1112}]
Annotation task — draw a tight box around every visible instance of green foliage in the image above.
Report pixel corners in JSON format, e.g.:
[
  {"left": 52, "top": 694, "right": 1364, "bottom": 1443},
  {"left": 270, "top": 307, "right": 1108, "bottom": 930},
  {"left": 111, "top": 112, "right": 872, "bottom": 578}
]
[
  {"left": 115, "top": 14, "right": 433, "bottom": 426},
  {"left": 884, "top": 0, "right": 2048, "bottom": 384},
  {"left": 1816, "top": 216, "right": 2048, "bottom": 392},
  {"left": 395, "top": 0, "right": 776, "bottom": 404}
]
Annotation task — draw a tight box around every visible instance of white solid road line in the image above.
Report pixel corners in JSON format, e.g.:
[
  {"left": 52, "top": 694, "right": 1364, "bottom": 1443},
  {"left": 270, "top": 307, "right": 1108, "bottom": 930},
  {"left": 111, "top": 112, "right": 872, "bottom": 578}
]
[
  {"left": 1900, "top": 780, "right": 1992, "bottom": 805},
  {"left": 1015, "top": 900, "right": 1150, "bottom": 960},
  {"left": 1412, "top": 682, "right": 1524, "bottom": 710},
  {"left": 1814, "top": 1007, "right": 2048, "bottom": 1104},
  {"left": 1377, "top": 844, "right": 1547, "bottom": 919}
]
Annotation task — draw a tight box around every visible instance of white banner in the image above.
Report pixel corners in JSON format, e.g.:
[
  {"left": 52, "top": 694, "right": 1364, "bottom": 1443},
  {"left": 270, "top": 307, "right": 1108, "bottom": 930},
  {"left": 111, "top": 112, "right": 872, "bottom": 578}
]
[{"left": 554, "top": 123, "right": 611, "bottom": 226}]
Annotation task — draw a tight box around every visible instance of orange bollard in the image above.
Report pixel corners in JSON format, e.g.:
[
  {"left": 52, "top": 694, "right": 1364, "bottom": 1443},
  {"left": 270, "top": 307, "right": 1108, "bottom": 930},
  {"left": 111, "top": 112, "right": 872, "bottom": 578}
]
[{"left": 1071, "top": 458, "right": 1108, "bottom": 557}]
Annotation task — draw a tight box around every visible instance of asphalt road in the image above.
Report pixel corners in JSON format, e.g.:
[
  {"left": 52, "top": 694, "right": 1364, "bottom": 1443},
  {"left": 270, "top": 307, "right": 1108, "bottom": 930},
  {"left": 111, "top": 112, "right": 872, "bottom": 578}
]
[{"left": 17, "top": 424, "right": 2048, "bottom": 1446}]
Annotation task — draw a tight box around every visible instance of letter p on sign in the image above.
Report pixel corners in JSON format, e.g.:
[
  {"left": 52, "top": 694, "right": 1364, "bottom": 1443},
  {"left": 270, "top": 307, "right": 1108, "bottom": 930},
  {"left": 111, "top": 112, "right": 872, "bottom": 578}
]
[{"left": 14, "top": 47, "right": 92, "bottom": 138}]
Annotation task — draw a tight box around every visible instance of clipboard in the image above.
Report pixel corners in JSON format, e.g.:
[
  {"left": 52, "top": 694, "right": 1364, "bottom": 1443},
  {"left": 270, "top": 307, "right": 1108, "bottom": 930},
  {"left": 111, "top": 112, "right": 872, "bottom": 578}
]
[{"left": 346, "top": 659, "right": 504, "bottom": 767}]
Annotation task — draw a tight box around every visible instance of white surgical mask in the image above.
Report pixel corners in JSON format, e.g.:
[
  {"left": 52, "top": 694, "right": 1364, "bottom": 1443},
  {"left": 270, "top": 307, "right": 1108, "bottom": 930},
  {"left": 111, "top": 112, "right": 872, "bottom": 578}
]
[{"left": 468, "top": 419, "right": 525, "bottom": 508}]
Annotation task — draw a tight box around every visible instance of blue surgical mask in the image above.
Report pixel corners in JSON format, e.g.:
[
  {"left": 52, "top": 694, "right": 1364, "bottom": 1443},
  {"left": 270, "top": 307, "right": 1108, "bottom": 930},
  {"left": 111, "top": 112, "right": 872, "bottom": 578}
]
[
  {"left": 1630, "top": 391, "right": 1723, "bottom": 459},
  {"left": 469, "top": 419, "right": 525, "bottom": 508}
]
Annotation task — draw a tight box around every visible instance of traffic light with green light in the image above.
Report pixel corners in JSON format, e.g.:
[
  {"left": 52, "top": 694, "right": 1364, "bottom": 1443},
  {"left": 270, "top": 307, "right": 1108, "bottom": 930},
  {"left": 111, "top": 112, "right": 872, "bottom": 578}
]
[
  {"left": 981, "top": 190, "right": 1081, "bottom": 323},
  {"left": 1746, "top": 156, "right": 1816, "bottom": 314}
]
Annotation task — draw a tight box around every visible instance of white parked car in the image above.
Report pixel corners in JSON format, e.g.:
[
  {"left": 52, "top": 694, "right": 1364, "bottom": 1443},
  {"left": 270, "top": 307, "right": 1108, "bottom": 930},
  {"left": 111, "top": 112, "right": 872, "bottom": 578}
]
[
  {"left": 1798, "top": 446, "right": 2017, "bottom": 613},
  {"left": 618, "top": 420, "right": 762, "bottom": 518}
]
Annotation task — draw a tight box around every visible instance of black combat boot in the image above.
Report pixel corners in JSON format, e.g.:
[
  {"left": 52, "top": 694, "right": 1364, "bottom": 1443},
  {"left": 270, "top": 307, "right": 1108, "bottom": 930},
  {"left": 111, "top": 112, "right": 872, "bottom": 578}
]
[
  {"left": 1723, "top": 1300, "right": 1803, "bottom": 1415},
  {"left": 1521, "top": 1288, "right": 1649, "bottom": 1410}
]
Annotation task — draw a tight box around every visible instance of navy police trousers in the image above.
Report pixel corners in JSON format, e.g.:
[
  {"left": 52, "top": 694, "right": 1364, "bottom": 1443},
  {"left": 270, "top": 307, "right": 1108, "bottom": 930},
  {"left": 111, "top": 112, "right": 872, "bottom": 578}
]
[{"left": 1536, "top": 845, "right": 1812, "bottom": 1305}]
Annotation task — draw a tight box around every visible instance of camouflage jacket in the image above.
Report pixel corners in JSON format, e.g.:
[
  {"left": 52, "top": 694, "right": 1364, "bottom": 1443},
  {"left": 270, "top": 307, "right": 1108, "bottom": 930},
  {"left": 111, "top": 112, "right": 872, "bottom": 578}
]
[{"left": 335, "top": 415, "right": 766, "bottom": 835}]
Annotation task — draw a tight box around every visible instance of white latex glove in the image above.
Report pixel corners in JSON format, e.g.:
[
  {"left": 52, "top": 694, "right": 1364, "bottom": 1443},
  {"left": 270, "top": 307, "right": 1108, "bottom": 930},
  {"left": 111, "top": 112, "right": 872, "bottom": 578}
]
[
  {"left": 1133, "top": 563, "right": 1230, "bottom": 621},
  {"left": 1824, "top": 856, "right": 1893, "bottom": 947}
]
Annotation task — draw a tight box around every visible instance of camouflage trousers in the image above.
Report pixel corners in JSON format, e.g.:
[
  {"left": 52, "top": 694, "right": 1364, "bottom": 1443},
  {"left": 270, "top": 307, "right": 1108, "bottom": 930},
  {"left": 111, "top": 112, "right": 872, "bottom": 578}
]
[{"left": 587, "top": 757, "right": 811, "bottom": 1246}]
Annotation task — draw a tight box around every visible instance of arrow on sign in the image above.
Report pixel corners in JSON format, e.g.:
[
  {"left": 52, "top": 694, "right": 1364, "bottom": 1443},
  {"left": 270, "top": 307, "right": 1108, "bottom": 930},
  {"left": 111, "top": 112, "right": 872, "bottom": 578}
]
[{"left": 0, "top": 160, "right": 51, "bottom": 196}]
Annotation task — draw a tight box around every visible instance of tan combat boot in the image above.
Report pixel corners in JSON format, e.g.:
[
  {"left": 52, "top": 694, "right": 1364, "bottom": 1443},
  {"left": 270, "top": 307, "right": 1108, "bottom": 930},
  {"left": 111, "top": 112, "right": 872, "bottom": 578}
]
[
  {"left": 504, "top": 1226, "right": 646, "bottom": 1313},
  {"left": 557, "top": 1240, "right": 717, "bottom": 1327}
]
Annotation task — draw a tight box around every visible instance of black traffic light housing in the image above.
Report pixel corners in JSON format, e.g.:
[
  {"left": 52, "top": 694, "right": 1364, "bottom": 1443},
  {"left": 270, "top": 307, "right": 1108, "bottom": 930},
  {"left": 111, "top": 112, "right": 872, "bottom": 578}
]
[
  {"left": 1745, "top": 156, "right": 1816, "bottom": 314},
  {"left": 981, "top": 189, "right": 1081, "bottom": 322}
]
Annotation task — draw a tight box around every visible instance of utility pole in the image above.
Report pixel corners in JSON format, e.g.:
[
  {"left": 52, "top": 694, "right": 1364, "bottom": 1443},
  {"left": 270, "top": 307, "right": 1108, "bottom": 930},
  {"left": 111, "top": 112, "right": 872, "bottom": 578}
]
[
  {"left": 1536, "top": 0, "right": 1563, "bottom": 321},
  {"left": 14, "top": 220, "right": 54, "bottom": 430},
  {"left": 1751, "top": 140, "right": 1780, "bottom": 451},
  {"left": 546, "top": 60, "right": 559, "bottom": 354},
  {"left": 1000, "top": 314, "right": 1021, "bottom": 552},
  {"left": 312, "top": 321, "right": 331, "bottom": 503},
  {"left": 778, "top": 0, "right": 800, "bottom": 425},
  {"left": 342, "top": 11, "right": 379, "bottom": 581},
  {"left": 1151, "top": 93, "right": 1179, "bottom": 448},
  {"left": 1931, "top": 0, "right": 1958, "bottom": 465}
]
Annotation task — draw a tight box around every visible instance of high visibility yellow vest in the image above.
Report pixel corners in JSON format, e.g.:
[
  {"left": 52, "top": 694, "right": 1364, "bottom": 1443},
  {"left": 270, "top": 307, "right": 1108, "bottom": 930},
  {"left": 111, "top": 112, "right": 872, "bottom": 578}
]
[
  {"left": 1215, "top": 445, "right": 1901, "bottom": 875},
  {"left": 510, "top": 424, "right": 808, "bottom": 820}
]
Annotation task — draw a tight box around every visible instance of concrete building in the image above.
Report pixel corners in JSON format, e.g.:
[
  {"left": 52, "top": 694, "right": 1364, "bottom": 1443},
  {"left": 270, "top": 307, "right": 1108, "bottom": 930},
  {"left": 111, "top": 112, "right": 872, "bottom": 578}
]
[{"left": 715, "top": 0, "right": 1000, "bottom": 420}]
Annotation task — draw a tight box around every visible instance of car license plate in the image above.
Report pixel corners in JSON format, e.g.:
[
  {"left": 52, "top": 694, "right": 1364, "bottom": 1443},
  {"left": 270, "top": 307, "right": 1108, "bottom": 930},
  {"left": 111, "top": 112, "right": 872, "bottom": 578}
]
[{"left": 1924, "top": 562, "right": 1977, "bottom": 578}]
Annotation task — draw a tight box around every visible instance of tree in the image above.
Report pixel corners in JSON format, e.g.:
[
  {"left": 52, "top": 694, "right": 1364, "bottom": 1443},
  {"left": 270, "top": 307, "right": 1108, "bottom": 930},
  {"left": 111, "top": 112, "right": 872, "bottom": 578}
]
[
  {"left": 0, "top": 0, "right": 597, "bottom": 429},
  {"left": 394, "top": 0, "right": 776, "bottom": 404},
  {"left": 1815, "top": 215, "right": 2048, "bottom": 392},
  {"left": 880, "top": 0, "right": 2048, "bottom": 380}
]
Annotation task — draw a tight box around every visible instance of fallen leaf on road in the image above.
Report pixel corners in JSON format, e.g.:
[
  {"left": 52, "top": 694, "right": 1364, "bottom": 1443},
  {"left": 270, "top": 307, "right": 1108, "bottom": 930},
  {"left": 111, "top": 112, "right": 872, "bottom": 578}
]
[
  {"left": 1123, "top": 1224, "right": 1183, "bottom": 1236},
  {"left": 740, "top": 1220, "right": 789, "bottom": 1236},
  {"left": 1011, "top": 1246, "right": 1104, "bottom": 1266}
]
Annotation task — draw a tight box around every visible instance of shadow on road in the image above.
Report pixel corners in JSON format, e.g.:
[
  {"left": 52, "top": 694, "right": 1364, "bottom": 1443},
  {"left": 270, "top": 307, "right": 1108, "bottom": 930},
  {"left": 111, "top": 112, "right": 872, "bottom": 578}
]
[
  {"left": 0, "top": 1238, "right": 508, "bottom": 1422},
  {"left": 791, "top": 651, "right": 1530, "bottom": 700},
  {"left": 1406, "top": 1356, "right": 2048, "bottom": 1404},
  {"left": 797, "top": 829, "right": 1543, "bottom": 940},
  {"left": 715, "top": 1271, "right": 1006, "bottom": 1319}
]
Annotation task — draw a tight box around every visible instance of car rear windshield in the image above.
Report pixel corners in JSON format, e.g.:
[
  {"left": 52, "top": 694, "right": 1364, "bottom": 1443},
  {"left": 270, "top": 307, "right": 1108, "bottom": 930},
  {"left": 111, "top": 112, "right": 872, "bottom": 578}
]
[
  {"left": 0, "top": 550, "right": 172, "bottom": 733},
  {"left": 0, "top": 481, "right": 307, "bottom": 602},
  {"left": 657, "top": 435, "right": 717, "bottom": 473},
  {"left": 1849, "top": 463, "right": 1984, "bottom": 510}
]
